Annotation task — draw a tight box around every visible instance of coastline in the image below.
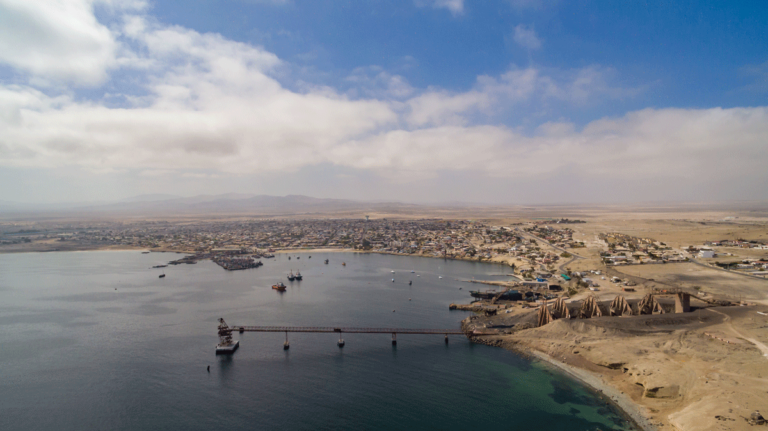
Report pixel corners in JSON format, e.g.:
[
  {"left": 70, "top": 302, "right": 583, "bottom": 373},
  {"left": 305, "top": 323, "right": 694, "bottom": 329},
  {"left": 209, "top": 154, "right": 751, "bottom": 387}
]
[
  {"left": 527, "top": 350, "right": 656, "bottom": 431},
  {"left": 468, "top": 333, "right": 656, "bottom": 431}
]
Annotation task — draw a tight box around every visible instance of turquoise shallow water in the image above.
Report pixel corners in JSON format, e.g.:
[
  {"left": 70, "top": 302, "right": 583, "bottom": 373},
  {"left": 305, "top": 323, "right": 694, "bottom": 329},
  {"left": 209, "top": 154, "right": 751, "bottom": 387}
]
[{"left": 0, "top": 250, "right": 636, "bottom": 430}]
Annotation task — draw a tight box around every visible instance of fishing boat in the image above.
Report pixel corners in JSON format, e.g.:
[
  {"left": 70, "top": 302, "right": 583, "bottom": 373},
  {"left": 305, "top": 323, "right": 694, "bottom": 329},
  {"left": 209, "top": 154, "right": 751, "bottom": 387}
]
[
  {"left": 391, "top": 278, "right": 395, "bottom": 282},
  {"left": 409, "top": 280, "right": 412, "bottom": 285},
  {"left": 159, "top": 273, "right": 165, "bottom": 278},
  {"left": 287, "top": 271, "right": 296, "bottom": 281},
  {"left": 325, "top": 259, "right": 329, "bottom": 264},
  {"left": 295, "top": 271, "right": 303, "bottom": 281},
  {"left": 272, "top": 282, "right": 287, "bottom": 291},
  {"left": 342, "top": 262, "right": 346, "bottom": 266}
]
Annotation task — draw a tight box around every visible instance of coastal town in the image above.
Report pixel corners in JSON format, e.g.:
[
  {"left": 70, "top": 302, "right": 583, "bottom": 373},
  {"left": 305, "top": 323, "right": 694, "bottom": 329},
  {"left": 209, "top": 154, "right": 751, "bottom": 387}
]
[{"left": 3, "top": 211, "right": 768, "bottom": 430}]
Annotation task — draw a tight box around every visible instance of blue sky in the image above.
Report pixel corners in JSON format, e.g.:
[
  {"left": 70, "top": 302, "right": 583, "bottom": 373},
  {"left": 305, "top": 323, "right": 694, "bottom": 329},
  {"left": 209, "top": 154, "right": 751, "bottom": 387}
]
[{"left": 1, "top": 0, "right": 767, "bottom": 204}]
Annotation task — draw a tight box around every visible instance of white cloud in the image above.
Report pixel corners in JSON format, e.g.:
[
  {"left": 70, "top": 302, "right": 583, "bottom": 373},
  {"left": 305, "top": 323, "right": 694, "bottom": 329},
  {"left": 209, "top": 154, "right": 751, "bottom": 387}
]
[
  {"left": 0, "top": 0, "right": 143, "bottom": 86},
  {"left": 346, "top": 66, "right": 415, "bottom": 99},
  {"left": 512, "top": 24, "right": 542, "bottom": 50},
  {"left": 416, "top": 0, "right": 464, "bottom": 15},
  {"left": 406, "top": 65, "right": 638, "bottom": 126}
]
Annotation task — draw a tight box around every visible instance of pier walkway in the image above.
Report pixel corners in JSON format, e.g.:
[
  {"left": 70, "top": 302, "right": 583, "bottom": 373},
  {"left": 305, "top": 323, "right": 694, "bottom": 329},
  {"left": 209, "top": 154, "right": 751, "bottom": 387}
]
[{"left": 231, "top": 325, "right": 466, "bottom": 335}]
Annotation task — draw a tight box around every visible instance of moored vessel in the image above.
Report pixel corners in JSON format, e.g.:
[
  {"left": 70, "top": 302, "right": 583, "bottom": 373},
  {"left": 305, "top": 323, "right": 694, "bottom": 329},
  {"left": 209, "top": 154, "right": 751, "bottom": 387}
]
[
  {"left": 295, "top": 271, "right": 303, "bottom": 281},
  {"left": 272, "top": 282, "right": 287, "bottom": 291},
  {"left": 287, "top": 271, "right": 296, "bottom": 281}
]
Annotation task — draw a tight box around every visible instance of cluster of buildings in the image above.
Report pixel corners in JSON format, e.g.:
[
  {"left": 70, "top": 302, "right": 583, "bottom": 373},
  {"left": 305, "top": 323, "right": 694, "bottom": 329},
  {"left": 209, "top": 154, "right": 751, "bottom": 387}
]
[
  {"left": 523, "top": 225, "right": 583, "bottom": 249},
  {"left": 598, "top": 233, "right": 686, "bottom": 265}
]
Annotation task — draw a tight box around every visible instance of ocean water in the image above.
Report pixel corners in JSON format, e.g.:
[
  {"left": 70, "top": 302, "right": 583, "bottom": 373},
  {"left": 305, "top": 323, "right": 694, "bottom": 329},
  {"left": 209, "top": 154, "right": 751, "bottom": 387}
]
[{"left": 0, "top": 251, "right": 635, "bottom": 430}]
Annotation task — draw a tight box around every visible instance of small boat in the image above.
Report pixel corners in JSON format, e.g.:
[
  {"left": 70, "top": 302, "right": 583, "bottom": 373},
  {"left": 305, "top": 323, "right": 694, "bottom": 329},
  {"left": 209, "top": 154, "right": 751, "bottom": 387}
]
[
  {"left": 410, "top": 270, "right": 415, "bottom": 273},
  {"left": 297, "top": 256, "right": 300, "bottom": 259},
  {"left": 272, "top": 282, "right": 287, "bottom": 291},
  {"left": 295, "top": 271, "right": 303, "bottom": 281},
  {"left": 287, "top": 271, "right": 296, "bottom": 281},
  {"left": 141, "top": 251, "right": 150, "bottom": 254},
  {"left": 309, "top": 256, "right": 311, "bottom": 259},
  {"left": 391, "top": 278, "right": 395, "bottom": 282},
  {"left": 439, "top": 276, "right": 443, "bottom": 279},
  {"left": 391, "top": 270, "right": 395, "bottom": 273},
  {"left": 416, "top": 275, "right": 420, "bottom": 277},
  {"left": 409, "top": 280, "right": 412, "bottom": 285},
  {"left": 159, "top": 273, "right": 165, "bottom": 278},
  {"left": 342, "top": 262, "right": 346, "bottom": 266},
  {"left": 288, "top": 256, "right": 291, "bottom": 260},
  {"left": 325, "top": 259, "right": 329, "bottom": 264}
]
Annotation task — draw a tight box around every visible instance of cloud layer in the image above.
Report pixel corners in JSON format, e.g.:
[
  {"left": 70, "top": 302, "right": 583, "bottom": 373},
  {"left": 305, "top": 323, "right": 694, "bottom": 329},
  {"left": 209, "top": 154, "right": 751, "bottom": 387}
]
[{"left": 0, "top": 0, "right": 766, "bottom": 202}]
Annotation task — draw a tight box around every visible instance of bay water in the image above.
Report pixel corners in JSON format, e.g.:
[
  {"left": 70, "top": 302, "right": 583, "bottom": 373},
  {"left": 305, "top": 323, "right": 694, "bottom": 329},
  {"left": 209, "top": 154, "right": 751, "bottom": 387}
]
[{"left": 0, "top": 250, "right": 635, "bottom": 430}]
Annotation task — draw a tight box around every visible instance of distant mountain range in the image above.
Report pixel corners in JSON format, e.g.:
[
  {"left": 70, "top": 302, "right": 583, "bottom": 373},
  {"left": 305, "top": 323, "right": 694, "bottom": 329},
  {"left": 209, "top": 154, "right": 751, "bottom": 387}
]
[{"left": 0, "top": 194, "right": 421, "bottom": 216}]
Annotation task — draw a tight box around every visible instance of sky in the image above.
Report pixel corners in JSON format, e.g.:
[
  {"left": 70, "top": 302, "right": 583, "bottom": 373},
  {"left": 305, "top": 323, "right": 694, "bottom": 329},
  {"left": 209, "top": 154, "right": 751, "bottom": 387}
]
[{"left": 1, "top": 0, "right": 767, "bottom": 205}]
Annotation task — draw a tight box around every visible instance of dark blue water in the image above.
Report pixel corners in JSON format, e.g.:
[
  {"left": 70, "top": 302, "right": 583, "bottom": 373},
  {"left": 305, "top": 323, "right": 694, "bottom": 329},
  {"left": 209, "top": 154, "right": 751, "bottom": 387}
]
[{"left": 0, "top": 251, "right": 635, "bottom": 430}]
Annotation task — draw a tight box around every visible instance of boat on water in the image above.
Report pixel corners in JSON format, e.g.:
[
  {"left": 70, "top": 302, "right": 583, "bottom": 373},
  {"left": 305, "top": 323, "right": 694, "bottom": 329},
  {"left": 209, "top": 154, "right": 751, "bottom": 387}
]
[
  {"left": 141, "top": 251, "right": 150, "bottom": 254},
  {"left": 288, "top": 256, "right": 291, "bottom": 260},
  {"left": 391, "top": 278, "right": 395, "bottom": 282},
  {"left": 272, "top": 282, "right": 287, "bottom": 291},
  {"left": 342, "top": 262, "right": 346, "bottom": 266},
  {"left": 159, "top": 273, "right": 165, "bottom": 278},
  {"left": 325, "top": 259, "right": 329, "bottom": 264},
  {"left": 287, "top": 271, "right": 296, "bottom": 281},
  {"left": 409, "top": 280, "right": 412, "bottom": 285},
  {"left": 295, "top": 271, "right": 303, "bottom": 281},
  {"left": 297, "top": 256, "right": 300, "bottom": 259},
  {"left": 391, "top": 270, "right": 395, "bottom": 273}
]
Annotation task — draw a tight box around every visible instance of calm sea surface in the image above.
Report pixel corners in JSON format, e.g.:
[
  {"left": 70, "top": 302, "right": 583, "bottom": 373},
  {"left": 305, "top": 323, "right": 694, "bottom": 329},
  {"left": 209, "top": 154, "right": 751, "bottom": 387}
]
[{"left": 0, "top": 251, "right": 635, "bottom": 430}]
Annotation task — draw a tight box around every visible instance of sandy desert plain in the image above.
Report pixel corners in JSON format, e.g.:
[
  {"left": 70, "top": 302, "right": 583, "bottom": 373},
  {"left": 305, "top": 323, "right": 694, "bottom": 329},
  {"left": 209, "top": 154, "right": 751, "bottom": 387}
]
[{"left": 2, "top": 202, "right": 768, "bottom": 431}]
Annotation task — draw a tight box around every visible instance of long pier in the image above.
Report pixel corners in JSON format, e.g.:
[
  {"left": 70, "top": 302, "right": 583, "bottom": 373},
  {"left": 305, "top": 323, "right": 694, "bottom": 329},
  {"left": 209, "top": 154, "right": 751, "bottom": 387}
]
[
  {"left": 216, "top": 319, "right": 483, "bottom": 352},
  {"left": 232, "top": 326, "right": 466, "bottom": 334}
]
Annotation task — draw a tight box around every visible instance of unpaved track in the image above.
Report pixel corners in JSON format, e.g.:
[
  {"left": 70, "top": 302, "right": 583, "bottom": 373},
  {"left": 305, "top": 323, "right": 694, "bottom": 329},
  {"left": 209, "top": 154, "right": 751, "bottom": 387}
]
[{"left": 708, "top": 308, "right": 768, "bottom": 358}]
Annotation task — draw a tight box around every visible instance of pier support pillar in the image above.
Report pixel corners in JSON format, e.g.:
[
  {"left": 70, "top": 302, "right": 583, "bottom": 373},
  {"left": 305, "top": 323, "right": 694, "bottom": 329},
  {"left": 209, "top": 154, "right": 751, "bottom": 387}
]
[
  {"left": 445, "top": 334, "right": 449, "bottom": 344},
  {"left": 392, "top": 333, "right": 397, "bottom": 345},
  {"left": 675, "top": 293, "right": 691, "bottom": 313}
]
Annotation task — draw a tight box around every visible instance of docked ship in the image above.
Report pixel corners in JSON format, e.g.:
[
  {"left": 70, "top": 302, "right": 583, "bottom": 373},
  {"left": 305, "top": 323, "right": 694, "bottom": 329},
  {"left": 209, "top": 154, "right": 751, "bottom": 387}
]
[
  {"left": 295, "top": 271, "right": 303, "bottom": 281},
  {"left": 272, "top": 282, "right": 287, "bottom": 291},
  {"left": 287, "top": 271, "right": 296, "bottom": 281},
  {"left": 469, "top": 289, "right": 522, "bottom": 301},
  {"left": 216, "top": 318, "right": 240, "bottom": 354}
]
